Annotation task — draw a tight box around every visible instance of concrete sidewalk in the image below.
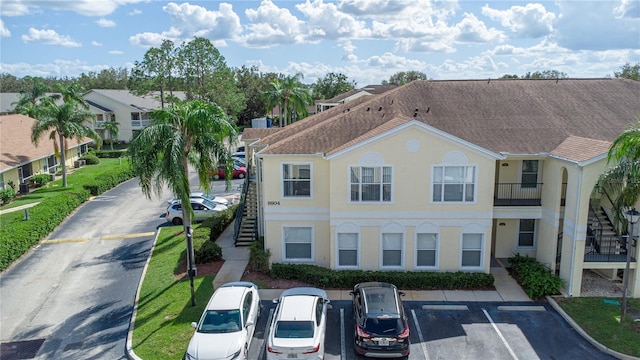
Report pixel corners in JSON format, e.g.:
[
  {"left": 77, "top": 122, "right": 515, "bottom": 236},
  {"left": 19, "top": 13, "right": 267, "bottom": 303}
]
[
  {"left": 212, "top": 223, "right": 531, "bottom": 302},
  {"left": 0, "top": 202, "right": 39, "bottom": 215}
]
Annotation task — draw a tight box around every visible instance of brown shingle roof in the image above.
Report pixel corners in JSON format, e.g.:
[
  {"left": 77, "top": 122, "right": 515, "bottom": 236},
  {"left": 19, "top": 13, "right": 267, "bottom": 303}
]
[
  {"left": 0, "top": 114, "right": 91, "bottom": 171},
  {"left": 255, "top": 79, "right": 640, "bottom": 163},
  {"left": 550, "top": 136, "right": 612, "bottom": 163},
  {"left": 241, "top": 128, "right": 282, "bottom": 141}
]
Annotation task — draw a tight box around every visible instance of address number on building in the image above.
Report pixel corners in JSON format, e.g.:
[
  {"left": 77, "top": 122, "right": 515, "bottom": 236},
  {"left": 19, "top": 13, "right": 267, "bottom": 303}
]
[{"left": 267, "top": 201, "right": 280, "bottom": 206}]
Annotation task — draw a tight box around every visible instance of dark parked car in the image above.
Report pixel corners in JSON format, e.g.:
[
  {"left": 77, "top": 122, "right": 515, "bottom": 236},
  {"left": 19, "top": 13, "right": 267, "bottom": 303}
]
[{"left": 350, "top": 282, "right": 410, "bottom": 358}]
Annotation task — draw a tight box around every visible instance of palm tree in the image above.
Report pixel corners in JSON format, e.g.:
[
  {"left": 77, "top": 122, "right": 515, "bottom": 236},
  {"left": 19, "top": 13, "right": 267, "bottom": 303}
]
[
  {"left": 597, "top": 118, "right": 640, "bottom": 228},
  {"left": 102, "top": 120, "right": 120, "bottom": 150},
  {"left": 30, "top": 95, "right": 102, "bottom": 188},
  {"left": 262, "top": 73, "right": 313, "bottom": 126},
  {"left": 13, "top": 79, "right": 49, "bottom": 117},
  {"left": 128, "top": 100, "right": 237, "bottom": 305}
]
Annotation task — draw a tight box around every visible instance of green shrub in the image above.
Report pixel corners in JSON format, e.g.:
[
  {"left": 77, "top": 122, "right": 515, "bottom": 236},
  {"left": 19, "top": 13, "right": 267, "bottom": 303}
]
[
  {"left": 508, "top": 253, "right": 563, "bottom": 299},
  {"left": 270, "top": 263, "right": 495, "bottom": 290},
  {"left": 94, "top": 150, "right": 127, "bottom": 158},
  {"left": 0, "top": 187, "right": 16, "bottom": 205},
  {"left": 192, "top": 227, "right": 223, "bottom": 263},
  {"left": 80, "top": 154, "right": 100, "bottom": 165},
  {"left": 29, "top": 174, "right": 51, "bottom": 188},
  {"left": 0, "top": 189, "right": 90, "bottom": 271},
  {"left": 200, "top": 205, "right": 238, "bottom": 238},
  {"left": 249, "top": 237, "right": 271, "bottom": 272},
  {"left": 82, "top": 167, "right": 135, "bottom": 196}
]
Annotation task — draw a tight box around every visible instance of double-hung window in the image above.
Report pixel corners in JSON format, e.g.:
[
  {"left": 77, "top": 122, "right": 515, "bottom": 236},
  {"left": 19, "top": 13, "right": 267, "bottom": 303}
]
[
  {"left": 337, "top": 233, "right": 358, "bottom": 267},
  {"left": 283, "top": 226, "right": 313, "bottom": 261},
  {"left": 521, "top": 160, "right": 539, "bottom": 188},
  {"left": 432, "top": 165, "right": 476, "bottom": 202},
  {"left": 461, "top": 233, "right": 483, "bottom": 268},
  {"left": 518, "top": 219, "right": 536, "bottom": 248},
  {"left": 283, "top": 163, "right": 311, "bottom": 197},
  {"left": 416, "top": 233, "right": 438, "bottom": 268},
  {"left": 350, "top": 166, "right": 392, "bottom": 202},
  {"left": 382, "top": 232, "right": 403, "bottom": 267}
]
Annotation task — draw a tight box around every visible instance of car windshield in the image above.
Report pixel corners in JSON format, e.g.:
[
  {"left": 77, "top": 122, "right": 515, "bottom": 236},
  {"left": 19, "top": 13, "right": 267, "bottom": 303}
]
[
  {"left": 364, "top": 317, "right": 404, "bottom": 336},
  {"left": 200, "top": 194, "right": 215, "bottom": 201},
  {"left": 201, "top": 199, "right": 217, "bottom": 209},
  {"left": 274, "top": 321, "right": 314, "bottom": 338},
  {"left": 198, "top": 309, "right": 241, "bottom": 333}
]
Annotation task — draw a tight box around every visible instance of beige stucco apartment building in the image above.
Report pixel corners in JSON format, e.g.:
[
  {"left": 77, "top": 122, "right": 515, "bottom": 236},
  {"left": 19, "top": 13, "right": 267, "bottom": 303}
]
[{"left": 243, "top": 78, "right": 640, "bottom": 298}]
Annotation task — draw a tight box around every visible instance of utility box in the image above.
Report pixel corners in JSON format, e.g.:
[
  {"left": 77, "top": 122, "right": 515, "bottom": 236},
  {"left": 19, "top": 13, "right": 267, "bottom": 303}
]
[{"left": 19, "top": 183, "right": 29, "bottom": 194}]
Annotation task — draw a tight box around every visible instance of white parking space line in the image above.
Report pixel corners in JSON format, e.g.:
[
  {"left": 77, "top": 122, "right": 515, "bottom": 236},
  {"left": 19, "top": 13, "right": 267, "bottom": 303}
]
[
  {"left": 482, "top": 308, "right": 519, "bottom": 360},
  {"left": 497, "top": 305, "right": 546, "bottom": 311},
  {"left": 340, "top": 308, "right": 346, "bottom": 360},
  {"left": 260, "top": 308, "right": 274, "bottom": 360},
  {"left": 422, "top": 305, "right": 469, "bottom": 311},
  {"left": 411, "top": 309, "right": 430, "bottom": 360}
]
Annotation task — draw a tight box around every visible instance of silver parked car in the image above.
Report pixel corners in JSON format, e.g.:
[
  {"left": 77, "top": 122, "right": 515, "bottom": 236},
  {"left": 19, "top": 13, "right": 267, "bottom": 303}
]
[
  {"left": 167, "top": 192, "right": 230, "bottom": 206},
  {"left": 166, "top": 198, "right": 228, "bottom": 225}
]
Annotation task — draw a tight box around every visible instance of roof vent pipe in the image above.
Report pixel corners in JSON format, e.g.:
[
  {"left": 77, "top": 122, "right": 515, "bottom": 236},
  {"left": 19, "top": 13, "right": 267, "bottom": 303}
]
[
  {"left": 413, "top": 109, "right": 419, "bottom": 117},
  {"left": 378, "top": 106, "right": 382, "bottom": 111}
]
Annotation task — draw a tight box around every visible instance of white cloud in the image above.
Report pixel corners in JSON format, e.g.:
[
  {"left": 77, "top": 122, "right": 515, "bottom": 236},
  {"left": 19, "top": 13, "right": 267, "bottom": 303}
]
[
  {"left": 21, "top": 28, "right": 81, "bottom": 47},
  {"left": 340, "top": 39, "right": 358, "bottom": 61},
  {"left": 0, "top": 59, "right": 109, "bottom": 78},
  {"left": 364, "top": 52, "right": 426, "bottom": 69},
  {"left": 395, "top": 38, "right": 455, "bottom": 53},
  {"left": 614, "top": 0, "right": 640, "bottom": 19},
  {"left": 243, "top": 0, "right": 305, "bottom": 47},
  {"left": 295, "top": 0, "right": 371, "bottom": 40},
  {"left": 96, "top": 18, "right": 116, "bottom": 27},
  {"left": 481, "top": 3, "right": 556, "bottom": 38},
  {"left": 0, "top": 0, "right": 147, "bottom": 17},
  {"left": 91, "top": 40, "right": 103, "bottom": 46},
  {"left": 129, "top": 8, "right": 142, "bottom": 16},
  {"left": 163, "top": 2, "right": 242, "bottom": 40},
  {"left": 109, "top": 50, "right": 123, "bottom": 55},
  {"left": 0, "top": 19, "right": 11, "bottom": 37},
  {"left": 454, "top": 13, "right": 505, "bottom": 43},
  {"left": 129, "top": 27, "right": 182, "bottom": 48},
  {"left": 337, "top": 0, "right": 415, "bottom": 17}
]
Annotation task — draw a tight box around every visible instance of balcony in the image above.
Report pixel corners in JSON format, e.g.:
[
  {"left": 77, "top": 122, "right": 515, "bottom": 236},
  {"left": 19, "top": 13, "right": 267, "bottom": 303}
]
[
  {"left": 584, "top": 235, "right": 637, "bottom": 263},
  {"left": 131, "top": 119, "right": 150, "bottom": 128},
  {"left": 494, "top": 183, "right": 543, "bottom": 206}
]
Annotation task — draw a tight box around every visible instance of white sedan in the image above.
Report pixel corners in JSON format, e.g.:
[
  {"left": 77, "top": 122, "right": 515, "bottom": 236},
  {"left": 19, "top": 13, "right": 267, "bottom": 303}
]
[
  {"left": 168, "top": 192, "right": 230, "bottom": 206},
  {"left": 166, "top": 198, "right": 228, "bottom": 225},
  {"left": 266, "top": 287, "right": 330, "bottom": 360},
  {"left": 186, "top": 281, "right": 261, "bottom": 360}
]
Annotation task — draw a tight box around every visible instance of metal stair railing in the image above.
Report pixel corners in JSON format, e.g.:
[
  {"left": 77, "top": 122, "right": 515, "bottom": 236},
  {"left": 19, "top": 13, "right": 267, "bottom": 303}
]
[{"left": 233, "top": 162, "right": 252, "bottom": 245}]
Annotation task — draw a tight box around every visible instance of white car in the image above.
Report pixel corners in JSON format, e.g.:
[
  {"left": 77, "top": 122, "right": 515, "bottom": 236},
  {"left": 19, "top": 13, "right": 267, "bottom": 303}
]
[
  {"left": 166, "top": 198, "right": 228, "bottom": 225},
  {"left": 186, "top": 281, "right": 261, "bottom": 360},
  {"left": 167, "top": 192, "right": 230, "bottom": 206},
  {"left": 266, "top": 287, "right": 330, "bottom": 360}
]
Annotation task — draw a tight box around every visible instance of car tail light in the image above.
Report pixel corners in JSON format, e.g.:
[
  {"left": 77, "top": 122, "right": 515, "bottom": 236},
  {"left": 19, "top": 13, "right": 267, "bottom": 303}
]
[
  {"left": 302, "top": 344, "right": 320, "bottom": 354},
  {"left": 266, "top": 344, "right": 282, "bottom": 354},
  {"left": 356, "top": 324, "right": 371, "bottom": 338},
  {"left": 397, "top": 324, "right": 410, "bottom": 339}
]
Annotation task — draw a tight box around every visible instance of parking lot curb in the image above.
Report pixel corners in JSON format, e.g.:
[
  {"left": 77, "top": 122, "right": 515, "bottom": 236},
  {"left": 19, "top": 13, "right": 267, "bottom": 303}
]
[
  {"left": 546, "top": 295, "right": 640, "bottom": 360},
  {"left": 125, "top": 230, "right": 161, "bottom": 360}
]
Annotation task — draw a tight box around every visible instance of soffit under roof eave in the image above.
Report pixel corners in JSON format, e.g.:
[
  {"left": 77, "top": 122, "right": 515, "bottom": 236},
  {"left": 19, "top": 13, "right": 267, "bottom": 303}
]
[{"left": 255, "top": 152, "right": 325, "bottom": 159}]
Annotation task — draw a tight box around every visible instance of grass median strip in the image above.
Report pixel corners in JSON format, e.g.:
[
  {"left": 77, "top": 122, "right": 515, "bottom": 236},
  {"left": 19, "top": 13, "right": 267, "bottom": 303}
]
[{"left": 131, "top": 226, "right": 216, "bottom": 360}]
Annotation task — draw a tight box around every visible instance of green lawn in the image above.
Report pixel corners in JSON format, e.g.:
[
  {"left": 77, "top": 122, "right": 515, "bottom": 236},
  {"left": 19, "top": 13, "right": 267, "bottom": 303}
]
[
  {"left": 131, "top": 226, "right": 216, "bottom": 360},
  {"left": 0, "top": 158, "right": 131, "bottom": 210},
  {"left": 556, "top": 297, "right": 640, "bottom": 357}
]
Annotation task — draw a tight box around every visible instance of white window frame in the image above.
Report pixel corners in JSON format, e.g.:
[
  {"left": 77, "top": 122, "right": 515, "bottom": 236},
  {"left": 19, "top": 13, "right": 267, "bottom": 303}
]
[
  {"left": 349, "top": 165, "right": 393, "bottom": 203},
  {"left": 415, "top": 232, "right": 439, "bottom": 270},
  {"left": 520, "top": 160, "right": 540, "bottom": 189},
  {"left": 431, "top": 164, "right": 477, "bottom": 203},
  {"left": 336, "top": 232, "right": 359, "bottom": 269},
  {"left": 516, "top": 219, "right": 537, "bottom": 249},
  {"left": 281, "top": 162, "right": 312, "bottom": 198},
  {"left": 380, "top": 223, "right": 404, "bottom": 269},
  {"left": 282, "top": 225, "right": 314, "bottom": 262},
  {"left": 460, "top": 232, "right": 484, "bottom": 270}
]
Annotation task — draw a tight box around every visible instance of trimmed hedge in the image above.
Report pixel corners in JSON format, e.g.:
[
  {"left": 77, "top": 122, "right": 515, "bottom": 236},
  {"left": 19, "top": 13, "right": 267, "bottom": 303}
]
[
  {"left": 79, "top": 154, "right": 100, "bottom": 165},
  {"left": 270, "top": 263, "right": 495, "bottom": 290},
  {"left": 0, "top": 190, "right": 90, "bottom": 271},
  {"left": 508, "top": 253, "right": 563, "bottom": 300},
  {"left": 29, "top": 174, "right": 51, "bottom": 188},
  {"left": 82, "top": 167, "right": 135, "bottom": 196},
  {"left": 192, "top": 227, "right": 223, "bottom": 263},
  {"left": 200, "top": 204, "right": 238, "bottom": 240},
  {"left": 95, "top": 150, "right": 127, "bottom": 158}
]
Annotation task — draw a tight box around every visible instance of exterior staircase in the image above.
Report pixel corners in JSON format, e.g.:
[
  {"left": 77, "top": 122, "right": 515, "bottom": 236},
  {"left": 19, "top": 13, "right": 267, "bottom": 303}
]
[
  {"left": 587, "top": 203, "right": 620, "bottom": 255},
  {"left": 235, "top": 181, "right": 258, "bottom": 246}
]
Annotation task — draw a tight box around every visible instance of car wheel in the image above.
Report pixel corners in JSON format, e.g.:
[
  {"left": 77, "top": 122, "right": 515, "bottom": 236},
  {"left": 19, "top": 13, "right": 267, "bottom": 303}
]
[
  {"left": 171, "top": 217, "right": 183, "bottom": 225},
  {"left": 213, "top": 174, "right": 220, "bottom": 180},
  {"left": 238, "top": 172, "right": 245, "bottom": 179}
]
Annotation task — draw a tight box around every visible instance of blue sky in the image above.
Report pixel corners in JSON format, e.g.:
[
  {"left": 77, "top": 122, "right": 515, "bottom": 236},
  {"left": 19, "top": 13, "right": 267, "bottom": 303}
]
[{"left": 0, "top": 0, "right": 639, "bottom": 86}]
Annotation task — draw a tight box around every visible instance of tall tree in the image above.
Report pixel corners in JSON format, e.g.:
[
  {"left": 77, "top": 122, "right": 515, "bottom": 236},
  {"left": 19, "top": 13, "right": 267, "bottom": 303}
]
[
  {"left": 262, "top": 73, "right": 313, "bottom": 126},
  {"left": 13, "top": 78, "right": 50, "bottom": 117},
  {"left": 597, "top": 118, "right": 640, "bottom": 228},
  {"left": 522, "top": 70, "right": 568, "bottom": 79},
  {"left": 382, "top": 71, "right": 427, "bottom": 85},
  {"left": 128, "top": 100, "right": 237, "bottom": 305},
  {"left": 234, "top": 65, "right": 273, "bottom": 126},
  {"left": 129, "top": 40, "right": 177, "bottom": 108},
  {"left": 176, "top": 37, "right": 245, "bottom": 116},
  {"left": 614, "top": 62, "right": 640, "bottom": 81},
  {"left": 102, "top": 120, "right": 120, "bottom": 150},
  {"left": 30, "top": 84, "right": 101, "bottom": 187},
  {"left": 312, "top": 72, "right": 357, "bottom": 100}
]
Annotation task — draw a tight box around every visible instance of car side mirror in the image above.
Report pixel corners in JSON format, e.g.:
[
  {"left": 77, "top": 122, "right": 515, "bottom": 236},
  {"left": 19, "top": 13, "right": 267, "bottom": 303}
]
[
  {"left": 272, "top": 299, "right": 280, "bottom": 304},
  {"left": 399, "top": 291, "right": 406, "bottom": 297},
  {"left": 348, "top": 291, "right": 354, "bottom": 296},
  {"left": 191, "top": 322, "right": 197, "bottom": 329}
]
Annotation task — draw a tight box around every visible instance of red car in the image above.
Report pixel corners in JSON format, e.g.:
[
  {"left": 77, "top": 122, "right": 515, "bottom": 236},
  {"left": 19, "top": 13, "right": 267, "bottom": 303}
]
[{"left": 212, "top": 164, "right": 246, "bottom": 180}]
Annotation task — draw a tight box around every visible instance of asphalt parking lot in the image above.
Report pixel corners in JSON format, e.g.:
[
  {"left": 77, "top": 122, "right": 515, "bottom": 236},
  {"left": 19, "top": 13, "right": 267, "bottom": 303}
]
[{"left": 247, "top": 300, "right": 615, "bottom": 360}]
